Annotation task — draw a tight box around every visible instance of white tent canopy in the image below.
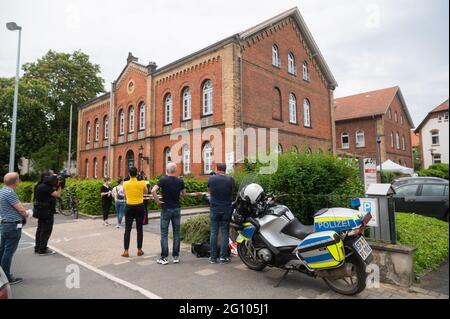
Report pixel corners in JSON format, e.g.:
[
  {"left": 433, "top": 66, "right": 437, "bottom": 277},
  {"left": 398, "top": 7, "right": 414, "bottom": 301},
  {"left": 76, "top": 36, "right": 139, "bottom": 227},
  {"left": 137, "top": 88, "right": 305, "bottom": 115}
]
[{"left": 377, "top": 160, "right": 414, "bottom": 175}]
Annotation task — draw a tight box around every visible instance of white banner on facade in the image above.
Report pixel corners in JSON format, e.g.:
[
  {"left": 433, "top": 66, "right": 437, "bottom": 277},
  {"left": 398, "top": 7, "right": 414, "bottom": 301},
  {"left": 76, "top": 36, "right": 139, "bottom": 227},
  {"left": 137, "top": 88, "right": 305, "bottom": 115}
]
[{"left": 363, "top": 158, "right": 378, "bottom": 192}]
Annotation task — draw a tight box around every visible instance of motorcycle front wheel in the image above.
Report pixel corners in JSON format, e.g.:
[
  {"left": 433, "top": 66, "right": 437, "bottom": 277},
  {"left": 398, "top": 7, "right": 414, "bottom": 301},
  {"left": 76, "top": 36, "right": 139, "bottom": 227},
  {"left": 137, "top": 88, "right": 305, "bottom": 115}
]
[
  {"left": 237, "top": 241, "right": 266, "bottom": 271},
  {"left": 322, "top": 255, "right": 366, "bottom": 296}
]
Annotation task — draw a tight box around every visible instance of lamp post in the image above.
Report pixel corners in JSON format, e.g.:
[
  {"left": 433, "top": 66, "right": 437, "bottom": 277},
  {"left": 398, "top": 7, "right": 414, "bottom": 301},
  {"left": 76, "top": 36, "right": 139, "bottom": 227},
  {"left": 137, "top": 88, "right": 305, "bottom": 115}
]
[
  {"left": 138, "top": 145, "right": 149, "bottom": 175},
  {"left": 6, "top": 22, "right": 22, "bottom": 172},
  {"left": 376, "top": 135, "right": 383, "bottom": 182}
]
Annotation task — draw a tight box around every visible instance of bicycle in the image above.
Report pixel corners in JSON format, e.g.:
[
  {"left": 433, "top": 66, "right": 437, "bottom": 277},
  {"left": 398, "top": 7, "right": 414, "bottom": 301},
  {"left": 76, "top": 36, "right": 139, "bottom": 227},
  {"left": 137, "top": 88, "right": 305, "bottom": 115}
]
[{"left": 56, "top": 187, "right": 79, "bottom": 219}]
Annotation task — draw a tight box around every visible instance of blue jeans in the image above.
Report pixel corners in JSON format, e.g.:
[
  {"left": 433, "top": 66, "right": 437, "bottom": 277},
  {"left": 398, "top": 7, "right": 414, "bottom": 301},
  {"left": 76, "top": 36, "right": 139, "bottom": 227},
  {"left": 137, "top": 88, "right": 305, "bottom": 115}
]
[
  {"left": 160, "top": 208, "right": 181, "bottom": 258},
  {"left": 115, "top": 201, "right": 126, "bottom": 225},
  {"left": 0, "top": 223, "right": 22, "bottom": 280},
  {"left": 210, "top": 206, "right": 232, "bottom": 260}
]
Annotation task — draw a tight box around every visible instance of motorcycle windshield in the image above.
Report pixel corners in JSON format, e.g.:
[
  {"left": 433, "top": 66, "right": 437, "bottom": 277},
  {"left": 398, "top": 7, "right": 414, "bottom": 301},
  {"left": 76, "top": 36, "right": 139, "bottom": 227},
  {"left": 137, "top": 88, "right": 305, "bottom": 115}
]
[{"left": 236, "top": 172, "right": 262, "bottom": 201}]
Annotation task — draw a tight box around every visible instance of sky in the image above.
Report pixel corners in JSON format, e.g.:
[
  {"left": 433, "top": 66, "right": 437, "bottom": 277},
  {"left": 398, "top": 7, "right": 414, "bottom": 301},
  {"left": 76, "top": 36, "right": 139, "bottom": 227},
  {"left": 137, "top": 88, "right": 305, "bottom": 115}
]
[{"left": 0, "top": 0, "right": 448, "bottom": 127}]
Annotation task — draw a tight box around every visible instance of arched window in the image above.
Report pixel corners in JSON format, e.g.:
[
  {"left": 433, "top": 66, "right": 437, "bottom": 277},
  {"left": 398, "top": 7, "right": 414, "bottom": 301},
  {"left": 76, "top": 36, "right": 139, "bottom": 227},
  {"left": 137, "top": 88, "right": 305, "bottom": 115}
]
[
  {"left": 119, "top": 110, "right": 124, "bottom": 135},
  {"left": 202, "top": 80, "right": 213, "bottom": 116},
  {"left": 128, "top": 106, "right": 135, "bottom": 132},
  {"left": 291, "top": 145, "right": 299, "bottom": 153},
  {"left": 272, "top": 87, "right": 282, "bottom": 120},
  {"left": 356, "top": 131, "right": 365, "bottom": 148},
  {"left": 302, "top": 61, "right": 309, "bottom": 81},
  {"left": 341, "top": 133, "right": 349, "bottom": 149},
  {"left": 289, "top": 93, "right": 297, "bottom": 124},
  {"left": 303, "top": 98, "right": 311, "bottom": 127},
  {"left": 203, "top": 142, "right": 213, "bottom": 174},
  {"left": 165, "top": 94, "right": 172, "bottom": 125},
  {"left": 388, "top": 108, "right": 392, "bottom": 120},
  {"left": 288, "top": 52, "right": 296, "bottom": 75},
  {"left": 395, "top": 112, "right": 398, "bottom": 123},
  {"left": 126, "top": 150, "right": 135, "bottom": 172},
  {"left": 118, "top": 156, "right": 122, "bottom": 178},
  {"left": 164, "top": 147, "right": 171, "bottom": 171},
  {"left": 139, "top": 102, "right": 145, "bottom": 130},
  {"left": 396, "top": 132, "right": 400, "bottom": 149},
  {"left": 276, "top": 144, "right": 283, "bottom": 155},
  {"left": 182, "top": 144, "right": 190, "bottom": 175},
  {"left": 103, "top": 116, "right": 109, "bottom": 140},
  {"left": 272, "top": 44, "right": 280, "bottom": 67},
  {"left": 402, "top": 135, "right": 406, "bottom": 151},
  {"left": 86, "top": 122, "right": 91, "bottom": 144},
  {"left": 94, "top": 119, "right": 99, "bottom": 141},
  {"left": 103, "top": 157, "right": 108, "bottom": 178},
  {"left": 93, "top": 158, "right": 98, "bottom": 179},
  {"left": 85, "top": 159, "right": 89, "bottom": 178},
  {"left": 390, "top": 132, "right": 394, "bottom": 148},
  {"left": 182, "top": 87, "right": 192, "bottom": 120}
]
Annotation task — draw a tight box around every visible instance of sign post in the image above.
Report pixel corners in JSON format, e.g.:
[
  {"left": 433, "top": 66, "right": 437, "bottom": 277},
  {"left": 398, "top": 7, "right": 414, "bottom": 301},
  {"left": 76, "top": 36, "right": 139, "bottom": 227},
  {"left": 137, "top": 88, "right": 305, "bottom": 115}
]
[{"left": 360, "top": 158, "right": 377, "bottom": 192}]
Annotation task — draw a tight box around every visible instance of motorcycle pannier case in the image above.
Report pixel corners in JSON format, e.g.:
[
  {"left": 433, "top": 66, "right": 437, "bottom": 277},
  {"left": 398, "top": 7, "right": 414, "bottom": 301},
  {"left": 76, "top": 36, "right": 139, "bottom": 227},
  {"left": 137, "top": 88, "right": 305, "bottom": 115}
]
[{"left": 296, "top": 231, "right": 345, "bottom": 270}]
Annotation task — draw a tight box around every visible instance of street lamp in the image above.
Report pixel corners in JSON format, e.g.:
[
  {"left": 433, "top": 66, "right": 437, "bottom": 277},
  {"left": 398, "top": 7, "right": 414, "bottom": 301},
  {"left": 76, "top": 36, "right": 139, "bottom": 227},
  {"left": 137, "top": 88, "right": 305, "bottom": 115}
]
[
  {"left": 138, "top": 145, "right": 149, "bottom": 173},
  {"left": 6, "top": 22, "right": 22, "bottom": 172},
  {"left": 376, "top": 135, "right": 383, "bottom": 182}
]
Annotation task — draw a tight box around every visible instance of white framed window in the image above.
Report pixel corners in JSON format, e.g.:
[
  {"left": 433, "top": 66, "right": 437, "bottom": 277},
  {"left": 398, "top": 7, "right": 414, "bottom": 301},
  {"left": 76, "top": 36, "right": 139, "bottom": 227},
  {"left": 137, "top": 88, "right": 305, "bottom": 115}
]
[
  {"left": 86, "top": 122, "right": 91, "bottom": 143},
  {"left": 182, "top": 88, "right": 192, "bottom": 120},
  {"left": 272, "top": 44, "right": 280, "bottom": 67},
  {"left": 356, "top": 131, "right": 365, "bottom": 148},
  {"left": 203, "top": 142, "right": 213, "bottom": 174},
  {"left": 431, "top": 131, "right": 440, "bottom": 145},
  {"left": 396, "top": 132, "right": 400, "bottom": 149},
  {"left": 303, "top": 99, "right": 311, "bottom": 127},
  {"left": 202, "top": 80, "right": 213, "bottom": 116},
  {"left": 165, "top": 94, "right": 173, "bottom": 125},
  {"left": 85, "top": 159, "right": 89, "bottom": 178},
  {"left": 164, "top": 147, "right": 171, "bottom": 170},
  {"left": 390, "top": 132, "right": 394, "bottom": 148},
  {"left": 104, "top": 117, "right": 109, "bottom": 140},
  {"left": 182, "top": 144, "right": 190, "bottom": 175},
  {"left": 341, "top": 133, "right": 349, "bottom": 149},
  {"left": 276, "top": 144, "right": 283, "bottom": 155},
  {"left": 289, "top": 93, "right": 297, "bottom": 124},
  {"left": 94, "top": 119, "right": 99, "bottom": 141},
  {"left": 445, "top": 112, "right": 449, "bottom": 121},
  {"left": 433, "top": 154, "right": 442, "bottom": 164},
  {"left": 128, "top": 107, "right": 135, "bottom": 132},
  {"left": 103, "top": 157, "right": 108, "bottom": 178},
  {"left": 288, "top": 52, "right": 296, "bottom": 75},
  {"left": 119, "top": 110, "right": 124, "bottom": 135},
  {"left": 302, "top": 61, "right": 309, "bottom": 81},
  {"left": 139, "top": 103, "right": 145, "bottom": 130},
  {"left": 388, "top": 108, "right": 392, "bottom": 120},
  {"left": 291, "top": 145, "right": 299, "bottom": 153},
  {"left": 402, "top": 135, "right": 406, "bottom": 151},
  {"left": 93, "top": 158, "right": 98, "bottom": 179}
]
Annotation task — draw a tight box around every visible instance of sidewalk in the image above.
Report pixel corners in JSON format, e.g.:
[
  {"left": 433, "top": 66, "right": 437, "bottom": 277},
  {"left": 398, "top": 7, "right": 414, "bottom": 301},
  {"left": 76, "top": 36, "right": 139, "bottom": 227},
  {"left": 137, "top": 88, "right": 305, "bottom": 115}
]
[{"left": 78, "top": 206, "right": 210, "bottom": 220}]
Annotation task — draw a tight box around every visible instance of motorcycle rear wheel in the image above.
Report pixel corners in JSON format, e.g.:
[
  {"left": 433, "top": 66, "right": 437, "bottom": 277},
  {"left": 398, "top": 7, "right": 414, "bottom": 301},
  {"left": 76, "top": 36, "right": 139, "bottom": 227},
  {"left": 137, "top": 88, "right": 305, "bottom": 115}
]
[
  {"left": 322, "top": 255, "right": 366, "bottom": 296},
  {"left": 237, "top": 242, "right": 266, "bottom": 271}
]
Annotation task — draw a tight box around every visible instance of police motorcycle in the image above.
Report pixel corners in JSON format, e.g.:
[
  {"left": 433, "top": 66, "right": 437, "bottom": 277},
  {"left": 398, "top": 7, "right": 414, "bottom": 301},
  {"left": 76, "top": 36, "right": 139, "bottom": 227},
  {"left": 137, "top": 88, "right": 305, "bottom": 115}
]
[{"left": 230, "top": 175, "right": 374, "bottom": 295}]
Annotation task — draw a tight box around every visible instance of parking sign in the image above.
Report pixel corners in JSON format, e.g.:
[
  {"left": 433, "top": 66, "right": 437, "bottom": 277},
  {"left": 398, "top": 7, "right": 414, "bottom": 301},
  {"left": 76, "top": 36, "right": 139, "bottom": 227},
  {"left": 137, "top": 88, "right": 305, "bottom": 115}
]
[{"left": 359, "top": 198, "right": 379, "bottom": 227}]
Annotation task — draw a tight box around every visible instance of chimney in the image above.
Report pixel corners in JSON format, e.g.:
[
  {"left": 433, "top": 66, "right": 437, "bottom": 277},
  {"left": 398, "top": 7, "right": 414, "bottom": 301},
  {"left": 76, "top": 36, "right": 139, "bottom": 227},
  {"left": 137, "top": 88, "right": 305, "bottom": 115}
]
[
  {"left": 127, "top": 52, "right": 138, "bottom": 64},
  {"left": 147, "top": 61, "right": 157, "bottom": 74}
]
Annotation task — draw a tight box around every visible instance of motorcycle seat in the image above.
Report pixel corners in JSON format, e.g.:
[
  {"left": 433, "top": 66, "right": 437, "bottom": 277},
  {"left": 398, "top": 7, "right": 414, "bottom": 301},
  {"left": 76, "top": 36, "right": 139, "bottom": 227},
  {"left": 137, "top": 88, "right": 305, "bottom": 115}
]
[{"left": 281, "top": 218, "right": 315, "bottom": 240}]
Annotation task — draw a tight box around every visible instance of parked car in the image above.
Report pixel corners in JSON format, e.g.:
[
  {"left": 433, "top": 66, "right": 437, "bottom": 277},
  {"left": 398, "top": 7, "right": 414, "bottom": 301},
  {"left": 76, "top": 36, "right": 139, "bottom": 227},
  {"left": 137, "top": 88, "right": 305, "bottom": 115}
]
[
  {"left": 392, "top": 176, "right": 448, "bottom": 188},
  {"left": 0, "top": 266, "right": 12, "bottom": 299},
  {"left": 393, "top": 180, "right": 449, "bottom": 221}
]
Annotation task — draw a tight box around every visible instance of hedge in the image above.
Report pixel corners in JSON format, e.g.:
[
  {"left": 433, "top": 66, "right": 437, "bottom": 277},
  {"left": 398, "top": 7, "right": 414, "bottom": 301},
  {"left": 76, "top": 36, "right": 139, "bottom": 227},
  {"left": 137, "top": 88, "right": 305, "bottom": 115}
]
[
  {"left": 236, "top": 152, "right": 364, "bottom": 223},
  {"left": 61, "top": 177, "right": 208, "bottom": 216},
  {"left": 396, "top": 212, "right": 449, "bottom": 276},
  {"left": 418, "top": 163, "right": 449, "bottom": 180},
  {"left": 0, "top": 181, "right": 35, "bottom": 202}
]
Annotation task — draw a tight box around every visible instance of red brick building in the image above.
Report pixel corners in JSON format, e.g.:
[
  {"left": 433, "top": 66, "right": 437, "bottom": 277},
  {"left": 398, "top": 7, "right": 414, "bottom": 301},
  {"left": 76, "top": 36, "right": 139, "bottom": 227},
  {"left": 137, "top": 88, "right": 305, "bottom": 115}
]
[
  {"left": 77, "top": 8, "right": 338, "bottom": 179},
  {"left": 334, "top": 86, "right": 414, "bottom": 168}
]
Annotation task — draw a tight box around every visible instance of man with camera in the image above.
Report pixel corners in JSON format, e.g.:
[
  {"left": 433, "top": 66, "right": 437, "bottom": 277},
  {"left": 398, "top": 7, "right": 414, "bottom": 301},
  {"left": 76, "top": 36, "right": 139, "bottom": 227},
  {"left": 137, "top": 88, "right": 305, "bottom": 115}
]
[
  {"left": 0, "top": 172, "right": 32, "bottom": 284},
  {"left": 34, "top": 174, "right": 62, "bottom": 256}
]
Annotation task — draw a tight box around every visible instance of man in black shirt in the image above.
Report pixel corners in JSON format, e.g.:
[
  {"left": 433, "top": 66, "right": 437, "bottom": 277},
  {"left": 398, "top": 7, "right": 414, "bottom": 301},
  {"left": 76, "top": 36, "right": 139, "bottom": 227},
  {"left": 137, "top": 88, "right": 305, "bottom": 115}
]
[
  {"left": 34, "top": 174, "right": 61, "bottom": 255},
  {"left": 207, "top": 163, "right": 235, "bottom": 264},
  {"left": 151, "top": 162, "right": 186, "bottom": 265}
]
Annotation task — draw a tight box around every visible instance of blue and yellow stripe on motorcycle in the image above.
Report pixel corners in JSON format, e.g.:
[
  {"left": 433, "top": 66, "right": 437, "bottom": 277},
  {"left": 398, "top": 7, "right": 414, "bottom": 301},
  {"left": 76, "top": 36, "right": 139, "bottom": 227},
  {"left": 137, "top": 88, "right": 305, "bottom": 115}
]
[
  {"left": 301, "top": 240, "right": 345, "bottom": 269},
  {"left": 236, "top": 223, "right": 256, "bottom": 243}
]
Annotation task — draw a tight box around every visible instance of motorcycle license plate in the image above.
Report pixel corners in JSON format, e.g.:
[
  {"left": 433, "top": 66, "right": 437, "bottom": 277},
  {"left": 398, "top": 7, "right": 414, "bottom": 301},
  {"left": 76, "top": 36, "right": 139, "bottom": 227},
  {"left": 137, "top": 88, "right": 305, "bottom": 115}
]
[{"left": 353, "top": 237, "right": 372, "bottom": 261}]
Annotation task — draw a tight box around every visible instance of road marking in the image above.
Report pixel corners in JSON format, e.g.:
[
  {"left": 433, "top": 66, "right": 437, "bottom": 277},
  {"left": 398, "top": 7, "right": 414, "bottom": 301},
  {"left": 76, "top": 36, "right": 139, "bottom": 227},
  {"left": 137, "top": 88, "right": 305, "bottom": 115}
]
[
  {"left": 114, "top": 260, "right": 130, "bottom": 266},
  {"left": 137, "top": 260, "right": 156, "bottom": 266},
  {"left": 143, "top": 255, "right": 157, "bottom": 259},
  {"left": 22, "top": 230, "right": 162, "bottom": 299},
  {"left": 195, "top": 268, "right": 218, "bottom": 276}
]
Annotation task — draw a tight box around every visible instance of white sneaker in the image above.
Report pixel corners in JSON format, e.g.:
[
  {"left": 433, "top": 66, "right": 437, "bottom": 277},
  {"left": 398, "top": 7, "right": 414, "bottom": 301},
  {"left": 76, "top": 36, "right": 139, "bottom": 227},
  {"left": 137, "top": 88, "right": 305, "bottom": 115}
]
[
  {"left": 173, "top": 257, "right": 180, "bottom": 264},
  {"left": 103, "top": 221, "right": 110, "bottom": 226},
  {"left": 116, "top": 224, "right": 121, "bottom": 229},
  {"left": 157, "top": 257, "right": 169, "bottom": 265}
]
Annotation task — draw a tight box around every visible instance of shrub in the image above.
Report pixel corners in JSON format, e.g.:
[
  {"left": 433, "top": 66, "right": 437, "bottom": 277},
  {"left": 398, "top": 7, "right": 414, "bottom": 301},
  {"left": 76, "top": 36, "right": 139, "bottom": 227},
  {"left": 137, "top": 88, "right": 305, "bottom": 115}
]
[
  {"left": 0, "top": 181, "right": 35, "bottom": 202},
  {"left": 396, "top": 213, "right": 449, "bottom": 276},
  {"left": 235, "top": 152, "right": 364, "bottom": 224},
  {"left": 418, "top": 163, "right": 449, "bottom": 180},
  {"left": 180, "top": 214, "right": 210, "bottom": 243}
]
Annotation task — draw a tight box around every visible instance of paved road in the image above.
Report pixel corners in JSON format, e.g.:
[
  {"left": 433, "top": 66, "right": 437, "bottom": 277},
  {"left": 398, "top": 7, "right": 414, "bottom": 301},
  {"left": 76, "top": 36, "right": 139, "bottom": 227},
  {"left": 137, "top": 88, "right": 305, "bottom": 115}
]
[
  {"left": 11, "top": 233, "right": 145, "bottom": 299},
  {"left": 11, "top": 213, "right": 448, "bottom": 299}
]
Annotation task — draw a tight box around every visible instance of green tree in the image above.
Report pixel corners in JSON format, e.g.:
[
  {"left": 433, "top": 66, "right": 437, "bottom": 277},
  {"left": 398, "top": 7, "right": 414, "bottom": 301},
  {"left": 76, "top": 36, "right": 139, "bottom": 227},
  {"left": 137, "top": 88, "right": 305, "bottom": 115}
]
[
  {"left": 0, "top": 77, "right": 50, "bottom": 174},
  {"left": 22, "top": 50, "right": 105, "bottom": 171}
]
